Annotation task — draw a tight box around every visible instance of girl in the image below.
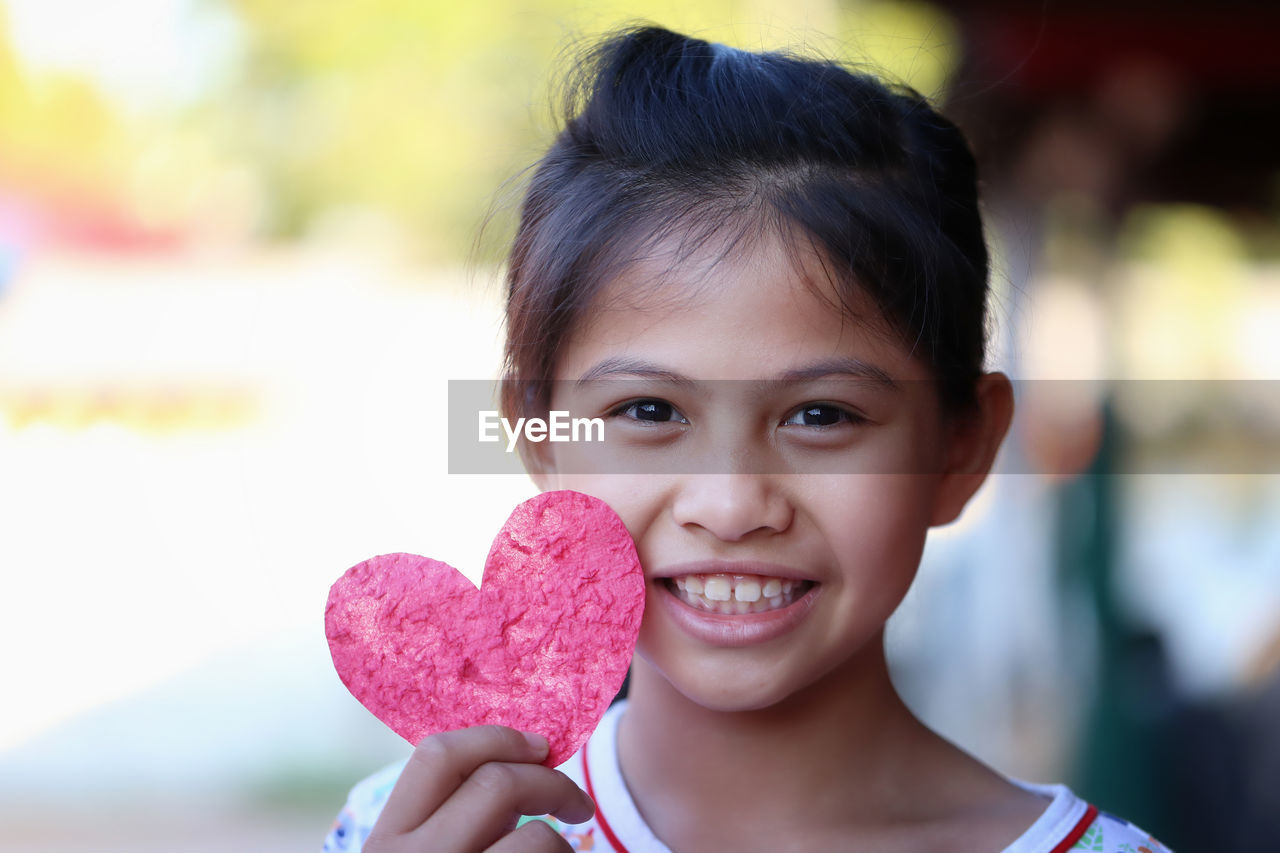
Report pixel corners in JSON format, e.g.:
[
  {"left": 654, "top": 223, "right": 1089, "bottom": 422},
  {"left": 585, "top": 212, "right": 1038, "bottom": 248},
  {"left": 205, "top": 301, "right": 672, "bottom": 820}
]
[{"left": 325, "top": 26, "right": 1171, "bottom": 853}]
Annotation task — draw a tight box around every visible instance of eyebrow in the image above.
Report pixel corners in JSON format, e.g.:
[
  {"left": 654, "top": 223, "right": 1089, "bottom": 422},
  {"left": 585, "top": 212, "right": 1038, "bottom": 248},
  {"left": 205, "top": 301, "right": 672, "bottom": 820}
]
[
  {"left": 575, "top": 357, "right": 699, "bottom": 389},
  {"left": 776, "top": 358, "right": 900, "bottom": 391},
  {"left": 575, "top": 356, "right": 899, "bottom": 390}
]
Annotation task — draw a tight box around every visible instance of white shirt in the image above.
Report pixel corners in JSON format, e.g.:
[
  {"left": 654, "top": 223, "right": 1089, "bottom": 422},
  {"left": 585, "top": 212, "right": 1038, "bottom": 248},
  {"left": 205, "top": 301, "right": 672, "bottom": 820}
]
[{"left": 324, "top": 701, "right": 1173, "bottom": 853}]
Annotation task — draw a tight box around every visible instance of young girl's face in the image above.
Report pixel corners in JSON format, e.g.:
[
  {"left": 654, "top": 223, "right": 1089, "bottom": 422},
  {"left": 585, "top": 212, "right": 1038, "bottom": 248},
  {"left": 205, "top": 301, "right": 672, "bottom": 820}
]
[{"left": 532, "top": 227, "right": 972, "bottom": 713}]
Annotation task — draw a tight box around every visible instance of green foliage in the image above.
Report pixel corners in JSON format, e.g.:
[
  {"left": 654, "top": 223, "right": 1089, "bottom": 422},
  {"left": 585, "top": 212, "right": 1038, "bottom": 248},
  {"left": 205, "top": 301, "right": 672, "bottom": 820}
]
[
  {"left": 1, "top": 0, "right": 962, "bottom": 260},
  {"left": 217, "top": 0, "right": 561, "bottom": 256},
  {"left": 214, "top": 0, "right": 960, "bottom": 260}
]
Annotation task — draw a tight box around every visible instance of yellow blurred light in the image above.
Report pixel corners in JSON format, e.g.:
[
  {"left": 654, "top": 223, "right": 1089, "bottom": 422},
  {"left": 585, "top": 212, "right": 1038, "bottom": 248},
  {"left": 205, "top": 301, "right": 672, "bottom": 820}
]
[
  {"left": 1231, "top": 269, "right": 1280, "bottom": 380},
  {"left": 1117, "top": 205, "right": 1248, "bottom": 381},
  {"left": 837, "top": 0, "right": 959, "bottom": 97},
  {"left": 0, "top": 386, "right": 260, "bottom": 433}
]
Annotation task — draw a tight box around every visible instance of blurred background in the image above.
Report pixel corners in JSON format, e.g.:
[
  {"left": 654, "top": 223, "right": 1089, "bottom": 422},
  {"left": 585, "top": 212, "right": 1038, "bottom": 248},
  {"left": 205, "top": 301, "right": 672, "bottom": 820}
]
[{"left": 1, "top": 1, "right": 1277, "bottom": 849}]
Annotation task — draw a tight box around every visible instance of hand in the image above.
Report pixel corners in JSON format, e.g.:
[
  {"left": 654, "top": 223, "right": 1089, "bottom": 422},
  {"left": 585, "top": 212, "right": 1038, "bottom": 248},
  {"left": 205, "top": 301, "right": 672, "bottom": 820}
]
[{"left": 363, "top": 725, "right": 595, "bottom": 852}]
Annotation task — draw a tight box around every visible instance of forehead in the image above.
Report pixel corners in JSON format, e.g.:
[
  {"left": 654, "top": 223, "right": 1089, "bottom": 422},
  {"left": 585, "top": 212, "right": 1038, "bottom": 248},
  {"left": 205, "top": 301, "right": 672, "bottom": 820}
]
[{"left": 556, "top": 225, "right": 927, "bottom": 382}]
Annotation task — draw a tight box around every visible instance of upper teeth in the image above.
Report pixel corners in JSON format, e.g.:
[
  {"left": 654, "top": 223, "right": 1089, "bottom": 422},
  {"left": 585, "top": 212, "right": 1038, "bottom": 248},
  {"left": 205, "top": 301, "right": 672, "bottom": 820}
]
[{"left": 670, "top": 574, "right": 804, "bottom": 614}]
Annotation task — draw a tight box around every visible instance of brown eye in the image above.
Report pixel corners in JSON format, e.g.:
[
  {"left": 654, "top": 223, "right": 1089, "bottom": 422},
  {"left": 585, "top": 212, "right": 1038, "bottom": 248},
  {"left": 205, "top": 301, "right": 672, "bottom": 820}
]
[
  {"left": 783, "top": 404, "right": 857, "bottom": 427},
  {"left": 616, "top": 399, "right": 687, "bottom": 423}
]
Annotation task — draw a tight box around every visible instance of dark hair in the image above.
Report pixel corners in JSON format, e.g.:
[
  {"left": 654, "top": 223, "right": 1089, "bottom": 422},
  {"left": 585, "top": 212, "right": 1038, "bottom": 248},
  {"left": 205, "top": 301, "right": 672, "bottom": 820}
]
[{"left": 502, "top": 26, "right": 990, "bottom": 417}]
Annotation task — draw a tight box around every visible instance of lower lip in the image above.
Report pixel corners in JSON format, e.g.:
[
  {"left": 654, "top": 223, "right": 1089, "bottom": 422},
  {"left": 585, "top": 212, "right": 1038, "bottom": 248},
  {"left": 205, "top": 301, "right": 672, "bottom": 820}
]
[{"left": 654, "top": 580, "right": 819, "bottom": 647}]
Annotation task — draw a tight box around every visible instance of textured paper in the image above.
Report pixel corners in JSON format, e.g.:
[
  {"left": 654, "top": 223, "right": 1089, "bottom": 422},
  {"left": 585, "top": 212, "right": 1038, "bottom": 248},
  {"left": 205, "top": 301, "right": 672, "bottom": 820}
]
[{"left": 326, "top": 490, "right": 644, "bottom": 767}]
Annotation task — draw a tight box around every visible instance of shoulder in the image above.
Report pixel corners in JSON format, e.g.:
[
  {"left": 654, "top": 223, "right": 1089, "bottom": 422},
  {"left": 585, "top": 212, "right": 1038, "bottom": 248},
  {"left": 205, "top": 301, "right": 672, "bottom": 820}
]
[
  {"left": 1004, "top": 780, "right": 1173, "bottom": 853},
  {"left": 1072, "top": 809, "right": 1174, "bottom": 853}
]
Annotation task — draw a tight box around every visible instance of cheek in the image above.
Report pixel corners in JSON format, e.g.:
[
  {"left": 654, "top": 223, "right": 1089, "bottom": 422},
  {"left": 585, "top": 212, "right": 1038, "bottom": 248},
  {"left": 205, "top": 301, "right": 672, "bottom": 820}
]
[
  {"left": 815, "top": 474, "right": 937, "bottom": 568},
  {"left": 546, "top": 473, "right": 668, "bottom": 550}
]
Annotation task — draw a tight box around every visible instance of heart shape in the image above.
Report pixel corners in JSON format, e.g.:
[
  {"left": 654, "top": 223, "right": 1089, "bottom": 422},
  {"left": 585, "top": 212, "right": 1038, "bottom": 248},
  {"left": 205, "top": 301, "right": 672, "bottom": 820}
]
[{"left": 325, "top": 490, "right": 645, "bottom": 767}]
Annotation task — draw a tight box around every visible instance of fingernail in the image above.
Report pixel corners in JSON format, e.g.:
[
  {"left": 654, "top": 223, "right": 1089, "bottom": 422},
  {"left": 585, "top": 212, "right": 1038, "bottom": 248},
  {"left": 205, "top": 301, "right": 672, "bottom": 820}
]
[{"left": 523, "top": 731, "right": 549, "bottom": 755}]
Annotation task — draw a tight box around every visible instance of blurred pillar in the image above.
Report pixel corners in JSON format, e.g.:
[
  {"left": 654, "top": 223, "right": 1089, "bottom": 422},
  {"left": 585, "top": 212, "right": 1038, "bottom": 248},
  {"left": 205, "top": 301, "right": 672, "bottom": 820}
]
[{"left": 1058, "top": 399, "right": 1175, "bottom": 838}]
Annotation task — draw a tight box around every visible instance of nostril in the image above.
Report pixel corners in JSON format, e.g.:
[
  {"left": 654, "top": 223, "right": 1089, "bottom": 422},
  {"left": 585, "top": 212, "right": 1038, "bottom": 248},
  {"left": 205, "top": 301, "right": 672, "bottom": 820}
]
[{"left": 670, "top": 477, "right": 793, "bottom": 541}]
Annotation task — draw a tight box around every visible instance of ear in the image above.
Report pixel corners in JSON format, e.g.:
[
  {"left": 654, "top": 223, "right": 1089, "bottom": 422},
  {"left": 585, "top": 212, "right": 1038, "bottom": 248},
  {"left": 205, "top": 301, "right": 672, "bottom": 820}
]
[{"left": 930, "top": 372, "right": 1015, "bottom": 527}]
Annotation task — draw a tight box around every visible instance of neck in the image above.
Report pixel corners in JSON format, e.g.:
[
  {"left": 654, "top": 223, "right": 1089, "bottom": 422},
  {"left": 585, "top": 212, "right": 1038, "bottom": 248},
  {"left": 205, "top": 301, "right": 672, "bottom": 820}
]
[{"left": 616, "top": 633, "right": 935, "bottom": 839}]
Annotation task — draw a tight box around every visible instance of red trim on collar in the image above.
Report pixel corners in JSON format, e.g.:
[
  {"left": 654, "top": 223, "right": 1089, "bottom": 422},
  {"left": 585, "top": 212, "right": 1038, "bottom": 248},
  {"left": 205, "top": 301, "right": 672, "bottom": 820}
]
[
  {"left": 582, "top": 743, "right": 1099, "bottom": 853},
  {"left": 1050, "top": 803, "right": 1099, "bottom": 853},
  {"left": 581, "top": 742, "right": 632, "bottom": 853}
]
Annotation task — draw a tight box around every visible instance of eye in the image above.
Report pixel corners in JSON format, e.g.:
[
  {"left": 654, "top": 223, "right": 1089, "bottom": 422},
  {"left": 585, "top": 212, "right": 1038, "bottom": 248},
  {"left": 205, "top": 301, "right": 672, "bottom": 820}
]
[
  {"left": 613, "top": 399, "right": 689, "bottom": 424},
  {"left": 782, "top": 403, "right": 861, "bottom": 427}
]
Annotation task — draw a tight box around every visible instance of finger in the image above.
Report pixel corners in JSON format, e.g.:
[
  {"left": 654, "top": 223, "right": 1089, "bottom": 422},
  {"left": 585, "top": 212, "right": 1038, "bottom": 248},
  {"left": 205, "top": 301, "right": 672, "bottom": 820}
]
[
  {"left": 375, "top": 726, "right": 549, "bottom": 836},
  {"left": 485, "top": 818, "right": 575, "bottom": 853},
  {"left": 413, "top": 762, "right": 594, "bottom": 851},
  {"left": 483, "top": 818, "right": 574, "bottom": 853}
]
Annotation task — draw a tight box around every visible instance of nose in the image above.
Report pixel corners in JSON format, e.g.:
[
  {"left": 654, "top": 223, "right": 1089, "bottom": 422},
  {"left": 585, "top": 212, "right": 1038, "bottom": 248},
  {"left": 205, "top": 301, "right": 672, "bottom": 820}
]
[{"left": 669, "top": 474, "right": 793, "bottom": 542}]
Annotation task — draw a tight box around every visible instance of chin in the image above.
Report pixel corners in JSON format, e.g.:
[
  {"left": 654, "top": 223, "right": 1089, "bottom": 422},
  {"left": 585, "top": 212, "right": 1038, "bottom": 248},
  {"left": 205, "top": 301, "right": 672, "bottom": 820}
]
[
  {"left": 680, "top": 688, "right": 796, "bottom": 715},
  {"left": 641, "top": 654, "right": 812, "bottom": 714}
]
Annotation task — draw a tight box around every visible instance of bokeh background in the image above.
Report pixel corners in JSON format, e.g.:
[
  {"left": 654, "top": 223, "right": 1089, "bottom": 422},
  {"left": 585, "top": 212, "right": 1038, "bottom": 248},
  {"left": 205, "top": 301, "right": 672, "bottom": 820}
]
[{"left": 2, "top": 1, "right": 1277, "bottom": 850}]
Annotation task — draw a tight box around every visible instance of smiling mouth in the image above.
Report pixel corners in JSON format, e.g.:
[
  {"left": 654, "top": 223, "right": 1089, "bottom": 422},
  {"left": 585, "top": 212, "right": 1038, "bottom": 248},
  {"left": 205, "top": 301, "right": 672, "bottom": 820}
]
[{"left": 664, "top": 574, "right": 816, "bottom": 615}]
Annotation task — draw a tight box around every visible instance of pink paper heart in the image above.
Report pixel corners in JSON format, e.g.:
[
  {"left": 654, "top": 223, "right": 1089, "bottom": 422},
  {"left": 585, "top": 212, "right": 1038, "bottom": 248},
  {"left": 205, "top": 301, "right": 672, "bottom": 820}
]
[{"left": 325, "top": 490, "right": 644, "bottom": 767}]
